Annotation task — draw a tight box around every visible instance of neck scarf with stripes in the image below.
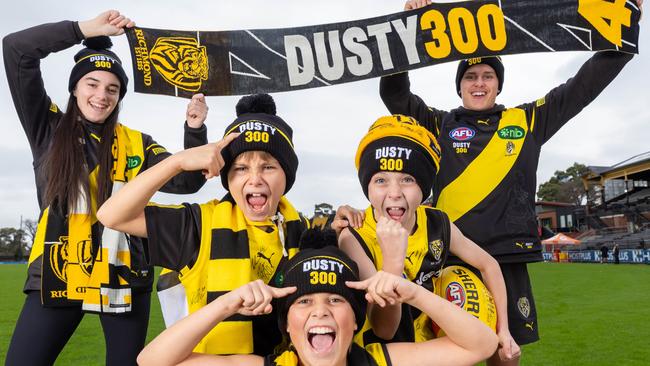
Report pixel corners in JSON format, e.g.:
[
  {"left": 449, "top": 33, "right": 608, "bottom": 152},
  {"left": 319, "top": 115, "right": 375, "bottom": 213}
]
[
  {"left": 36, "top": 123, "right": 144, "bottom": 313},
  {"left": 186, "top": 193, "right": 306, "bottom": 354}
]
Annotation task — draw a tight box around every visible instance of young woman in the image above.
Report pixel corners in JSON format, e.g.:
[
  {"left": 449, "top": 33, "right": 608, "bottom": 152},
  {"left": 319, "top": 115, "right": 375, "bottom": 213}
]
[
  {"left": 4, "top": 10, "right": 208, "bottom": 366},
  {"left": 136, "top": 238, "right": 499, "bottom": 366}
]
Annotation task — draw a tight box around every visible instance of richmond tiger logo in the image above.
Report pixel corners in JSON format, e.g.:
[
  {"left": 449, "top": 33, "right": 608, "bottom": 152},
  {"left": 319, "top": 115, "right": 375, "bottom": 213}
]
[
  {"left": 150, "top": 37, "right": 209, "bottom": 91},
  {"left": 49, "top": 237, "right": 94, "bottom": 283},
  {"left": 429, "top": 239, "right": 443, "bottom": 262}
]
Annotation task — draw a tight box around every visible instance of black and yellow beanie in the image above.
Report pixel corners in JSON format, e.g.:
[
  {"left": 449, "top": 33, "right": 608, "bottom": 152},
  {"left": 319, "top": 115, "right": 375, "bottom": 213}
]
[
  {"left": 221, "top": 94, "right": 298, "bottom": 193},
  {"left": 274, "top": 229, "right": 366, "bottom": 335},
  {"left": 455, "top": 56, "right": 504, "bottom": 96},
  {"left": 355, "top": 115, "right": 441, "bottom": 202},
  {"left": 68, "top": 36, "right": 129, "bottom": 100}
]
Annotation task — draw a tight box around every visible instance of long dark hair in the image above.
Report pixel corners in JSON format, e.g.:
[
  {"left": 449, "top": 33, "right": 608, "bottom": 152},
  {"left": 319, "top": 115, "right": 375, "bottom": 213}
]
[{"left": 43, "top": 95, "right": 120, "bottom": 213}]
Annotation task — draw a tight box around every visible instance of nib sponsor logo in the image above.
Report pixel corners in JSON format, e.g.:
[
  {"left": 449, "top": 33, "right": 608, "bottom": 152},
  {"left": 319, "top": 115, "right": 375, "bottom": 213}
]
[{"left": 497, "top": 126, "right": 525, "bottom": 140}]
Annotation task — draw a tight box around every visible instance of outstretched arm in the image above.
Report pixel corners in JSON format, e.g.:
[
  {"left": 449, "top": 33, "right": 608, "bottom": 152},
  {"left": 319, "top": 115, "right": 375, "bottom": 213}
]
[
  {"left": 97, "top": 133, "right": 239, "bottom": 237},
  {"left": 138, "top": 280, "right": 295, "bottom": 366},
  {"left": 348, "top": 271, "right": 498, "bottom": 366},
  {"left": 525, "top": 0, "right": 640, "bottom": 146},
  {"left": 449, "top": 223, "right": 519, "bottom": 362},
  {"left": 3, "top": 10, "right": 132, "bottom": 163}
]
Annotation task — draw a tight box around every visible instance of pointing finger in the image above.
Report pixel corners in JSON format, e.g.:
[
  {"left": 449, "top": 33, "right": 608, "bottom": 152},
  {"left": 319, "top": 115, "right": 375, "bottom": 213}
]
[
  {"left": 346, "top": 278, "right": 371, "bottom": 290},
  {"left": 270, "top": 286, "right": 297, "bottom": 298},
  {"left": 219, "top": 132, "right": 241, "bottom": 148}
]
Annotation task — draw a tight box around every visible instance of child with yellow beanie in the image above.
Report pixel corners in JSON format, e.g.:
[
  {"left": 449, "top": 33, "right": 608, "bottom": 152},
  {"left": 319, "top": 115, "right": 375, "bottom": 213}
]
[{"left": 339, "top": 115, "right": 518, "bottom": 359}]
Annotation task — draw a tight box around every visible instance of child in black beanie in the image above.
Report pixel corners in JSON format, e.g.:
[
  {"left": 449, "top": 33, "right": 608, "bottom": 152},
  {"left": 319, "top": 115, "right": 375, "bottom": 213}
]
[
  {"left": 339, "top": 115, "right": 515, "bottom": 359},
  {"left": 136, "top": 227, "right": 498, "bottom": 366},
  {"left": 99, "top": 94, "right": 356, "bottom": 357}
]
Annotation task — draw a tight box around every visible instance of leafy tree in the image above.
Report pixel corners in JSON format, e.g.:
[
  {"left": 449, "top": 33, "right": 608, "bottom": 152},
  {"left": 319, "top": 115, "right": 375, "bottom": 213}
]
[
  {"left": 537, "top": 163, "right": 592, "bottom": 206},
  {"left": 0, "top": 227, "right": 28, "bottom": 259}
]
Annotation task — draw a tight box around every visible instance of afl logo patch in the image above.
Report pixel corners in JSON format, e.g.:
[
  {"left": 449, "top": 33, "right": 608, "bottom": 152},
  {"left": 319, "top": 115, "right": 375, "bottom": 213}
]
[
  {"left": 449, "top": 127, "right": 475, "bottom": 141},
  {"left": 445, "top": 282, "right": 466, "bottom": 308}
]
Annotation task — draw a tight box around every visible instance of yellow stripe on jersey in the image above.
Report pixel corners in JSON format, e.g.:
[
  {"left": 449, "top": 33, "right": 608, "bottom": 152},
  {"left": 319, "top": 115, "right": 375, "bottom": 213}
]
[
  {"left": 529, "top": 106, "right": 536, "bottom": 133},
  {"left": 436, "top": 108, "right": 528, "bottom": 222}
]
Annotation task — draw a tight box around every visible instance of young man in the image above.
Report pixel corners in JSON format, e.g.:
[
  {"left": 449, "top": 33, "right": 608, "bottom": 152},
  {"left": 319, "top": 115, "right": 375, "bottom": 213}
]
[
  {"left": 98, "top": 94, "right": 310, "bottom": 356},
  {"left": 379, "top": 1, "right": 641, "bottom": 364},
  {"left": 339, "top": 115, "right": 517, "bottom": 358}
]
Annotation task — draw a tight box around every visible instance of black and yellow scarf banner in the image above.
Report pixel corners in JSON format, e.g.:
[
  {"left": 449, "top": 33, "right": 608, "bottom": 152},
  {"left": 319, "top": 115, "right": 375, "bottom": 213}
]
[{"left": 126, "top": 0, "right": 640, "bottom": 97}]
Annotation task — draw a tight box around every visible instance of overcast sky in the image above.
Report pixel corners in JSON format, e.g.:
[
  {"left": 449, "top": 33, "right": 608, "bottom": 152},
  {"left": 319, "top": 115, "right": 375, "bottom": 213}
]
[{"left": 0, "top": 0, "right": 647, "bottom": 228}]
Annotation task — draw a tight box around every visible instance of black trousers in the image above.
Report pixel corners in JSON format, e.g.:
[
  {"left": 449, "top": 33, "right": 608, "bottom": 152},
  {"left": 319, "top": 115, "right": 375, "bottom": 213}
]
[{"left": 5, "top": 291, "right": 150, "bottom": 366}]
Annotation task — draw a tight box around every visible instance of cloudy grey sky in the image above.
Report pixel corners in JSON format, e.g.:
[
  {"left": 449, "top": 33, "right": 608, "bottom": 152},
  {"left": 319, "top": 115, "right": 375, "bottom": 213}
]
[{"left": 0, "top": 0, "right": 647, "bottom": 228}]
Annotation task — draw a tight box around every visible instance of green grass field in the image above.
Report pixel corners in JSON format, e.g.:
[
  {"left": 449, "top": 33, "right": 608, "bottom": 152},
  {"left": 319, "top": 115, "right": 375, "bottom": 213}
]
[{"left": 1, "top": 262, "right": 649, "bottom": 365}]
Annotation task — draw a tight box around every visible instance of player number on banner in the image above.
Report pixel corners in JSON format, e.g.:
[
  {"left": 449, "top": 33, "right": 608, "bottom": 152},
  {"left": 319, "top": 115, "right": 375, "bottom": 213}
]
[
  {"left": 421, "top": 4, "right": 507, "bottom": 59},
  {"left": 577, "top": 0, "right": 631, "bottom": 47}
]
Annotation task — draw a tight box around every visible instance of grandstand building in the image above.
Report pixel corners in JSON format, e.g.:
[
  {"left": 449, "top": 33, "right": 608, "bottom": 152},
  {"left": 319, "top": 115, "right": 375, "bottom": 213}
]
[{"left": 537, "top": 151, "right": 650, "bottom": 263}]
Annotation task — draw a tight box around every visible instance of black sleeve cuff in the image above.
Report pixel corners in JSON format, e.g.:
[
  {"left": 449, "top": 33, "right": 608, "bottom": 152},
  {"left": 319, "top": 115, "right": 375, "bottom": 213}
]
[
  {"left": 184, "top": 121, "right": 208, "bottom": 149},
  {"left": 71, "top": 21, "right": 85, "bottom": 42}
]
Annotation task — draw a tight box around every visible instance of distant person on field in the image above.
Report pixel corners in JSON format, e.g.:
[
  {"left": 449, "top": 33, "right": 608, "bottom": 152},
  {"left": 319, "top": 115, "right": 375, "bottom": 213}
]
[{"left": 600, "top": 245, "right": 609, "bottom": 263}]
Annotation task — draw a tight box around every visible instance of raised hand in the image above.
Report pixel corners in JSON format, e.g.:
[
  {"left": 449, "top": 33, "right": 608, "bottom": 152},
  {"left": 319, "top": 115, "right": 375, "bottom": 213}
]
[
  {"left": 331, "top": 205, "right": 365, "bottom": 234},
  {"left": 186, "top": 93, "right": 209, "bottom": 128},
  {"left": 375, "top": 216, "right": 408, "bottom": 274},
  {"left": 404, "top": 0, "right": 431, "bottom": 11},
  {"left": 78, "top": 10, "right": 135, "bottom": 38}
]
